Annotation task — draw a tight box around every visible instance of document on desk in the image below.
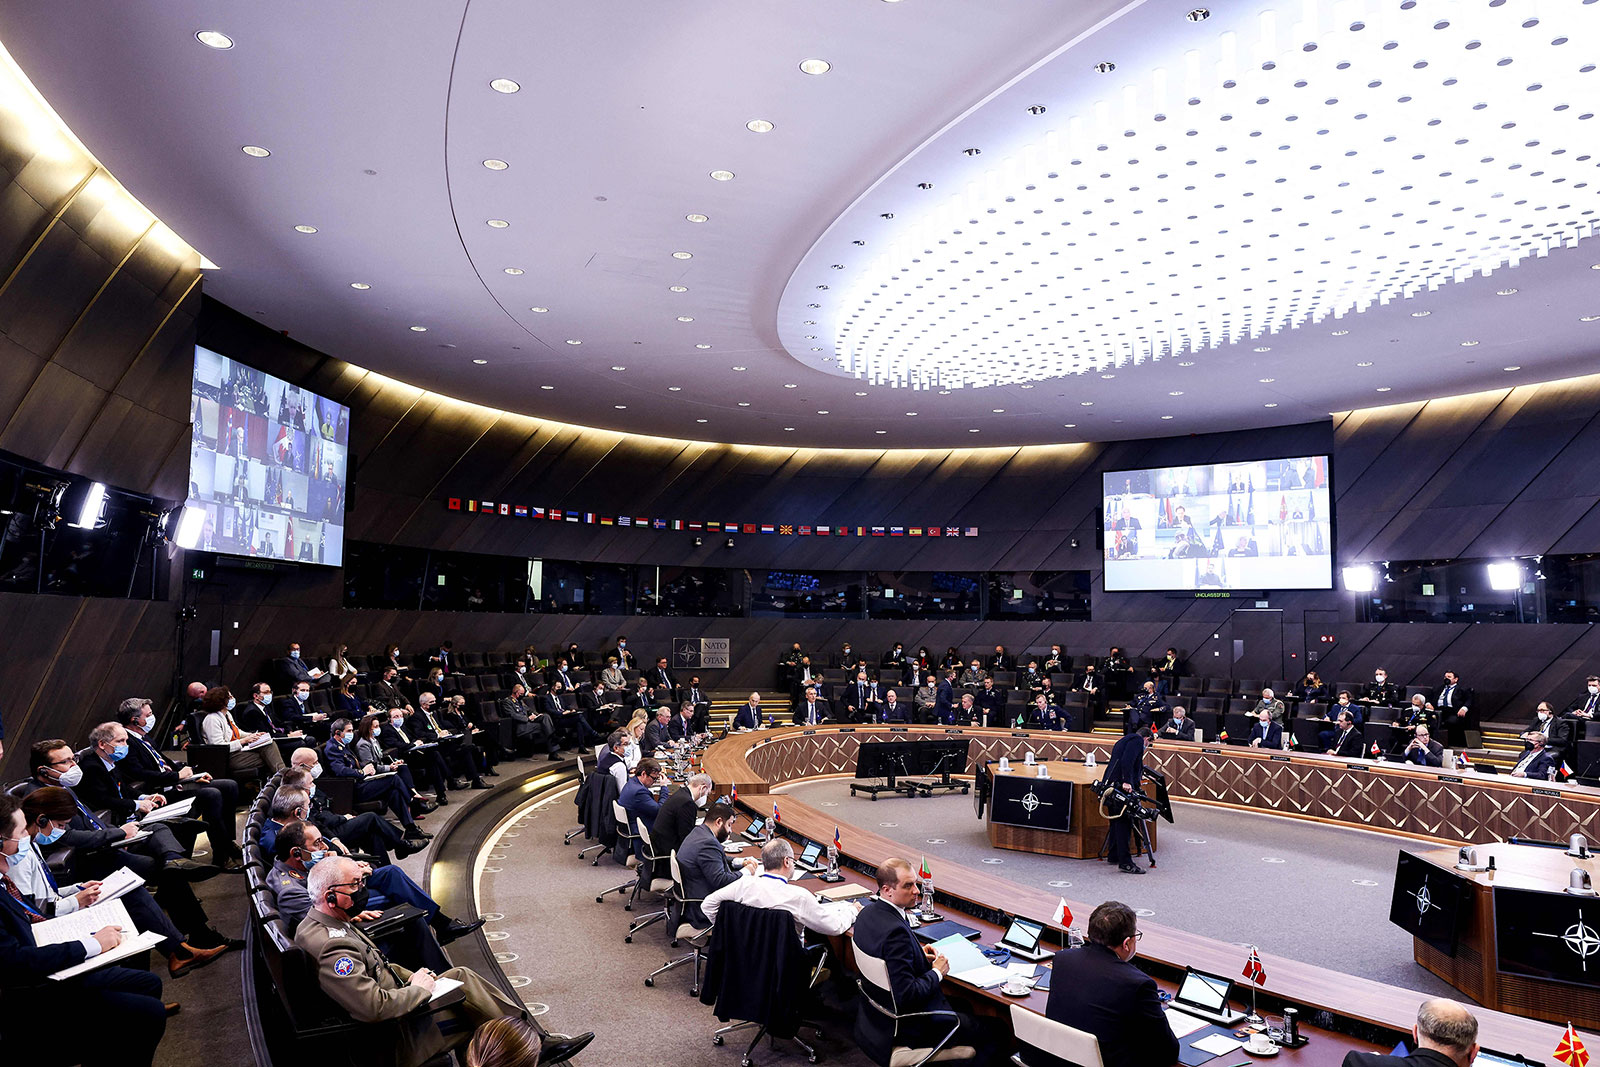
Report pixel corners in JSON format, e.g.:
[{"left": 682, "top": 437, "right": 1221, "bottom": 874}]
[
  {"left": 1006, "top": 962, "right": 1039, "bottom": 978},
  {"left": 931, "top": 934, "right": 1011, "bottom": 988},
  {"left": 1165, "top": 1009, "right": 1211, "bottom": 1039},
  {"left": 94, "top": 867, "right": 147, "bottom": 904},
  {"left": 430, "top": 977, "right": 463, "bottom": 1001},
  {"left": 36, "top": 899, "right": 166, "bottom": 980},
  {"left": 139, "top": 796, "right": 196, "bottom": 824},
  {"left": 1190, "top": 1034, "right": 1245, "bottom": 1055}
]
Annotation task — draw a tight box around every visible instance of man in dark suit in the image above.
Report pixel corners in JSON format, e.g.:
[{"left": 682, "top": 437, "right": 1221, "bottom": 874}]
[
  {"left": 496, "top": 684, "right": 561, "bottom": 759},
  {"left": 429, "top": 640, "right": 461, "bottom": 675},
  {"left": 1567, "top": 674, "right": 1600, "bottom": 742},
  {"left": 845, "top": 671, "right": 882, "bottom": 724},
  {"left": 668, "top": 702, "right": 700, "bottom": 743},
  {"left": 1432, "top": 671, "right": 1476, "bottom": 747},
  {"left": 1341, "top": 999, "right": 1479, "bottom": 1067},
  {"left": 1511, "top": 733, "right": 1559, "bottom": 779},
  {"left": 1077, "top": 664, "right": 1103, "bottom": 718},
  {"left": 1127, "top": 681, "right": 1166, "bottom": 734},
  {"left": 733, "top": 693, "right": 763, "bottom": 730},
  {"left": 881, "top": 690, "right": 910, "bottom": 723},
  {"left": 617, "top": 758, "right": 664, "bottom": 863},
  {"left": 1361, "top": 668, "right": 1399, "bottom": 708},
  {"left": 651, "top": 773, "right": 711, "bottom": 873},
  {"left": 610, "top": 636, "right": 637, "bottom": 671},
  {"left": 115, "top": 698, "right": 242, "bottom": 867},
  {"left": 933, "top": 671, "right": 957, "bottom": 725},
  {"left": 1404, "top": 725, "right": 1445, "bottom": 767},
  {"left": 76, "top": 722, "right": 202, "bottom": 858},
  {"left": 641, "top": 707, "right": 673, "bottom": 756},
  {"left": 545, "top": 657, "right": 579, "bottom": 693},
  {"left": 1042, "top": 901, "right": 1177, "bottom": 1067},
  {"left": 236, "top": 681, "right": 297, "bottom": 738},
  {"left": 987, "top": 645, "right": 1013, "bottom": 671},
  {"left": 577, "top": 678, "right": 618, "bottom": 732},
  {"left": 677, "top": 803, "right": 756, "bottom": 925},
  {"left": 371, "top": 667, "right": 415, "bottom": 715},
  {"left": 380, "top": 707, "right": 456, "bottom": 800},
  {"left": 791, "top": 685, "right": 830, "bottom": 726},
  {"left": 1525, "top": 702, "right": 1575, "bottom": 756},
  {"left": 682, "top": 675, "right": 710, "bottom": 730},
  {"left": 410, "top": 693, "right": 489, "bottom": 787},
  {"left": 277, "top": 640, "right": 329, "bottom": 689},
  {"left": 974, "top": 676, "right": 1006, "bottom": 728},
  {"left": 277, "top": 680, "right": 330, "bottom": 734},
  {"left": 1328, "top": 711, "right": 1364, "bottom": 758},
  {"left": 1159, "top": 705, "right": 1196, "bottom": 742},
  {"left": 851, "top": 857, "right": 996, "bottom": 1066},
  {"left": 626, "top": 678, "right": 659, "bottom": 715},
  {"left": 880, "top": 643, "right": 907, "bottom": 670},
  {"left": 1248, "top": 708, "right": 1284, "bottom": 749},
  {"left": 831, "top": 643, "right": 857, "bottom": 669},
  {"left": 649, "top": 657, "right": 678, "bottom": 695},
  {"left": 1101, "top": 728, "right": 1150, "bottom": 874},
  {"left": 547, "top": 684, "right": 599, "bottom": 749}
]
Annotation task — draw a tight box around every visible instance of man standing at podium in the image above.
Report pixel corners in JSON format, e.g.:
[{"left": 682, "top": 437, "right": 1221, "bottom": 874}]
[{"left": 1101, "top": 727, "right": 1151, "bottom": 875}]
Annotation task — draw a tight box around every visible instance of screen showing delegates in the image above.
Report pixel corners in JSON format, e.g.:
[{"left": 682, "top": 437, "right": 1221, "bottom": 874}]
[
  {"left": 187, "top": 346, "right": 349, "bottom": 566},
  {"left": 1102, "top": 456, "right": 1332, "bottom": 592}
]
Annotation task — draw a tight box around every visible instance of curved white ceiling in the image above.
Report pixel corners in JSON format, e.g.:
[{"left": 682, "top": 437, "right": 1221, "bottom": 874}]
[{"left": 3, "top": 0, "right": 1600, "bottom": 448}]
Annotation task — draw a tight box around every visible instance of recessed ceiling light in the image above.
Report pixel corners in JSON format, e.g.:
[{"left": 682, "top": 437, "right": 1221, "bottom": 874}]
[
  {"left": 737, "top": 402, "right": 751, "bottom": 407},
  {"left": 669, "top": 286, "right": 689, "bottom": 294},
  {"left": 1503, "top": 365, "right": 1522, "bottom": 371},
  {"left": 530, "top": 306, "right": 548, "bottom": 313},
  {"left": 472, "top": 359, "right": 488, "bottom": 365},
  {"left": 1177, "top": 361, "right": 1195, "bottom": 367},
  {"left": 503, "top": 267, "right": 524, "bottom": 275},
  {"left": 1356, "top": 361, "right": 1373, "bottom": 367},
  {"left": 1591, "top": 264, "right": 1600, "bottom": 271},
  {"left": 1264, "top": 402, "right": 1278, "bottom": 408},
  {"left": 696, "top": 418, "right": 708, "bottom": 423},
  {"left": 486, "top": 219, "right": 510, "bottom": 228},
  {"left": 695, "top": 343, "right": 712, "bottom": 349},
  {"left": 1258, "top": 377, "right": 1275, "bottom": 383},
  {"left": 991, "top": 408, "right": 1005, "bottom": 413},
  {"left": 685, "top": 214, "right": 709, "bottom": 224},
  {"left": 1460, "top": 340, "right": 1479, "bottom": 347},
  {"left": 540, "top": 384, "right": 554, "bottom": 390},
  {"left": 732, "top": 366, "right": 747, "bottom": 372},
  {"left": 1161, "top": 415, "right": 1175, "bottom": 420},
  {"left": 1496, "top": 288, "right": 1518, "bottom": 296},
  {"left": 1019, "top": 383, "right": 1034, "bottom": 390},
  {"left": 709, "top": 170, "right": 735, "bottom": 182},
  {"left": 799, "top": 58, "right": 831, "bottom": 75},
  {"left": 938, "top": 390, "right": 951, "bottom": 395},
  {"left": 1376, "top": 386, "right": 1392, "bottom": 392},
  {"left": 672, "top": 251, "right": 693, "bottom": 260},
  {"left": 968, "top": 428, "right": 980, "bottom": 433},
  {"left": 565, "top": 339, "right": 582, "bottom": 345},
  {"left": 294, "top": 224, "right": 317, "bottom": 234},
  {"left": 855, "top": 392, "right": 868, "bottom": 397},
  {"left": 668, "top": 386, "right": 682, "bottom": 392},
  {"left": 1410, "top": 310, "right": 1431, "bottom": 318},
  {"left": 1080, "top": 401, "right": 1094, "bottom": 406},
  {"left": 784, "top": 427, "right": 795, "bottom": 431},
  {"left": 350, "top": 282, "right": 370, "bottom": 290},
  {"left": 1063, "top": 423, "right": 1076, "bottom": 428},
  {"left": 409, "top": 325, "right": 428, "bottom": 332},
  {"left": 482, "top": 159, "right": 509, "bottom": 171},
  {"left": 746, "top": 119, "right": 774, "bottom": 134},
  {"left": 905, "top": 411, "right": 918, "bottom": 416},
  {"left": 241, "top": 145, "right": 270, "bottom": 158},
  {"left": 489, "top": 78, "right": 521, "bottom": 94},
  {"left": 816, "top": 410, "right": 830, "bottom": 415},
  {"left": 1168, "top": 390, "right": 1184, "bottom": 396},
  {"left": 1331, "top": 330, "right": 1350, "bottom": 336},
  {"left": 610, "top": 365, "right": 626, "bottom": 371},
  {"left": 676, "top": 316, "right": 694, "bottom": 322},
  {"left": 1099, "top": 373, "right": 1115, "bottom": 379},
  {"left": 1253, "top": 346, "right": 1271, "bottom": 353},
  {"left": 615, "top": 405, "right": 627, "bottom": 410},
  {"left": 196, "top": 30, "right": 234, "bottom": 49},
  {"left": 1187, "top": 7, "right": 1211, "bottom": 20}
]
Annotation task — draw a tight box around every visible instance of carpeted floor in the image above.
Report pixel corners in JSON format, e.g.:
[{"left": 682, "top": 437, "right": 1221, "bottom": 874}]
[{"left": 777, "top": 778, "right": 1463, "bottom": 1001}]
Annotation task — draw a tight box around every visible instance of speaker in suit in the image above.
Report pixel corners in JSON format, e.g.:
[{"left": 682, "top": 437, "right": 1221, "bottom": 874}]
[
  {"left": 733, "top": 700, "right": 761, "bottom": 730},
  {"left": 1248, "top": 719, "right": 1284, "bottom": 749},
  {"left": 1042, "top": 939, "right": 1177, "bottom": 1067},
  {"left": 1329, "top": 723, "right": 1364, "bottom": 758},
  {"left": 651, "top": 783, "right": 701, "bottom": 869},
  {"left": 1341, "top": 1050, "right": 1461, "bottom": 1067}
]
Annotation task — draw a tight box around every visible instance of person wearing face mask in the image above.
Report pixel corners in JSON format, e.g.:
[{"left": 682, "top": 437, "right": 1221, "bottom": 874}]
[
  {"left": 76, "top": 722, "right": 208, "bottom": 857},
  {"left": 296, "top": 856, "right": 594, "bottom": 1067},
  {"left": 358, "top": 713, "right": 437, "bottom": 805},
  {"left": 197, "top": 685, "right": 286, "bottom": 777},
  {"left": 676, "top": 802, "right": 758, "bottom": 926},
  {"left": 703, "top": 837, "right": 861, "bottom": 939},
  {"left": 1565, "top": 674, "right": 1600, "bottom": 743},
  {"left": 651, "top": 772, "right": 713, "bottom": 875},
  {"left": 609, "top": 636, "right": 636, "bottom": 671},
  {"left": 278, "top": 679, "right": 330, "bottom": 732},
  {"left": 1523, "top": 701, "right": 1576, "bottom": 757},
  {"left": 328, "top": 643, "right": 359, "bottom": 687},
  {"left": 237, "top": 681, "right": 297, "bottom": 739},
  {"left": 380, "top": 705, "right": 465, "bottom": 801},
  {"left": 114, "top": 699, "right": 243, "bottom": 869},
  {"left": 0, "top": 795, "right": 171, "bottom": 1067},
  {"left": 1361, "top": 668, "right": 1400, "bottom": 709},
  {"left": 269, "top": 770, "right": 423, "bottom": 865},
  {"left": 276, "top": 640, "right": 328, "bottom": 689},
  {"left": 268, "top": 820, "right": 482, "bottom": 946},
  {"left": 323, "top": 717, "right": 431, "bottom": 845},
  {"left": 17, "top": 790, "right": 228, "bottom": 977},
  {"left": 410, "top": 693, "right": 490, "bottom": 789}
]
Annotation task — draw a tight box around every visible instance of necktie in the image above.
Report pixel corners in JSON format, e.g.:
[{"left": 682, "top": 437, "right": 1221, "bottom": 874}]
[
  {"left": 2, "top": 876, "right": 43, "bottom": 922},
  {"left": 141, "top": 736, "right": 173, "bottom": 772},
  {"left": 1442, "top": 685, "right": 1454, "bottom": 706}
]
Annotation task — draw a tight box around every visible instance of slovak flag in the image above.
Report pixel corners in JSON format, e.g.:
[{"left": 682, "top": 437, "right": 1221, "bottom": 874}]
[
  {"left": 1242, "top": 947, "right": 1267, "bottom": 986},
  {"left": 772, "top": 802, "right": 781, "bottom": 825},
  {"left": 1053, "top": 898, "right": 1073, "bottom": 927},
  {"left": 1554, "top": 1023, "right": 1589, "bottom": 1067}
]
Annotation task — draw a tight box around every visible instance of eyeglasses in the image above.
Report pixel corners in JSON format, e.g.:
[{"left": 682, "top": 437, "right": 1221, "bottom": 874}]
[
  {"left": 47, "top": 754, "right": 77, "bottom": 767},
  {"left": 332, "top": 879, "right": 368, "bottom": 893}
]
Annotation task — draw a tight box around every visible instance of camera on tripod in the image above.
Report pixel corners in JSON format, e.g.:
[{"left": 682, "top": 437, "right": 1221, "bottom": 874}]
[{"left": 1091, "top": 769, "right": 1174, "bottom": 823}]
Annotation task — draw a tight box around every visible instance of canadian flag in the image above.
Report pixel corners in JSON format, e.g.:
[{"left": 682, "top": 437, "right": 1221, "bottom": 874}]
[
  {"left": 1371, "top": 741, "right": 1381, "bottom": 757},
  {"left": 1053, "top": 898, "right": 1073, "bottom": 927}
]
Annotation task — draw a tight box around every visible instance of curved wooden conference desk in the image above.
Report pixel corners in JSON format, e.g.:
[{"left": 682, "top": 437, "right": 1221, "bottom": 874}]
[{"left": 703, "top": 723, "right": 1597, "bottom": 1059}]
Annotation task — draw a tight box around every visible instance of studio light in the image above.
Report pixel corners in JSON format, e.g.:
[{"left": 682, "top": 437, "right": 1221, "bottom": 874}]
[
  {"left": 163, "top": 504, "right": 206, "bottom": 549},
  {"left": 1486, "top": 562, "right": 1522, "bottom": 592},
  {"left": 1342, "top": 565, "right": 1377, "bottom": 594},
  {"left": 59, "top": 480, "right": 107, "bottom": 530}
]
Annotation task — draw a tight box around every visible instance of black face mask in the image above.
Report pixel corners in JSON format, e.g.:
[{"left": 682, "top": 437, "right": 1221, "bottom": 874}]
[{"left": 342, "top": 885, "right": 371, "bottom": 914}]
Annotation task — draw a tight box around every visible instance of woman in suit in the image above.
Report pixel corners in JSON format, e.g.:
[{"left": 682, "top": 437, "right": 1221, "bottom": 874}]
[
  {"left": 327, "top": 644, "right": 359, "bottom": 686},
  {"left": 355, "top": 712, "right": 424, "bottom": 801},
  {"left": 332, "top": 676, "right": 362, "bottom": 718},
  {"left": 940, "top": 646, "right": 963, "bottom": 670}
]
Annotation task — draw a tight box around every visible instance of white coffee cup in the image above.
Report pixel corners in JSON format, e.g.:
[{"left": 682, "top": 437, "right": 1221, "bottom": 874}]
[{"left": 1247, "top": 1034, "right": 1275, "bottom": 1054}]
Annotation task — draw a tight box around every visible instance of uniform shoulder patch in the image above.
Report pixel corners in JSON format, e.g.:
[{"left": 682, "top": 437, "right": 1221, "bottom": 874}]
[{"left": 333, "top": 955, "right": 356, "bottom": 977}]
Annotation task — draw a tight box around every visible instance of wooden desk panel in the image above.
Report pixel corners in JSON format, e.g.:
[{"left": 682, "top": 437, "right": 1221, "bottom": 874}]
[{"left": 705, "top": 725, "right": 1597, "bottom": 1055}]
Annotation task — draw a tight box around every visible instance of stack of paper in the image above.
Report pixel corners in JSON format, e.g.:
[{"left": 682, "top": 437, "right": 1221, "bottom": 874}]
[
  {"left": 36, "top": 898, "right": 165, "bottom": 979},
  {"left": 94, "top": 867, "right": 147, "bottom": 904},
  {"left": 139, "top": 797, "right": 195, "bottom": 825},
  {"left": 931, "top": 934, "right": 1012, "bottom": 988}
]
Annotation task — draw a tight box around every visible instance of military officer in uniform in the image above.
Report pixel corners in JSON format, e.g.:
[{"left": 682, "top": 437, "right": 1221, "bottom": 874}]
[{"left": 297, "top": 856, "right": 593, "bottom": 1067}]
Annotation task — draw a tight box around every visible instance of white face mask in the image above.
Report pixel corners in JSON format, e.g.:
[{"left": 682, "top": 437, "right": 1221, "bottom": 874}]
[
  {"left": 310, "top": 763, "right": 323, "bottom": 779},
  {"left": 57, "top": 765, "right": 84, "bottom": 788},
  {"left": 1539, "top": 711, "right": 1551, "bottom": 722},
  {"left": 141, "top": 712, "right": 155, "bottom": 732},
  {"left": 1375, "top": 675, "right": 1386, "bottom": 684},
  {"left": 1590, "top": 686, "right": 1599, "bottom": 696},
  {"left": 696, "top": 793, "right": 709, "bottom": 808}
]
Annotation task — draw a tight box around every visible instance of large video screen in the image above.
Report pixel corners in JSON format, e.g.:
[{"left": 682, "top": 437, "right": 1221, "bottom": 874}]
[
  {"left": 1388, "top": 851, "right": 1472, "bottom": 956},
  {"left": 1494, "top": 885, "right": 1600, "bottom": 988},
  {"left": 187, "top": 346, "right": 349, "bottom": 566},
  {"left": 1103, "top": 456, "right": 1332, "bottom": 591}
]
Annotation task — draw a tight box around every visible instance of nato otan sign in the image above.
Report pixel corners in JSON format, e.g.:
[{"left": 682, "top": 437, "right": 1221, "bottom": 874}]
[{"left": 673, "top": 638, "right": 731, "bottom": 670}]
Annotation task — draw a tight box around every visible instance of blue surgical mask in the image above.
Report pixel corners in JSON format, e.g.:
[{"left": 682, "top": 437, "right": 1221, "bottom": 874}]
[
  {"left": 226, "top": 697, "right": 237, "bottom": 710},
  {"left": 37, "top": 825, "right": 66, "bottom": 846},
  {"left": 290, "top": 650, "right": 300, "bottom": 659},
  {"left": 302, "top": 848, "right": 326, "bottom": 866},
  {"left": 295, "top": 691, "right": 308, "bottom": 702},
  {"left": 343, "top": 731, "right": 355, "bottom": 744},
  {"left": 110, "top": 743, "right": 129, "bottom": 762}
]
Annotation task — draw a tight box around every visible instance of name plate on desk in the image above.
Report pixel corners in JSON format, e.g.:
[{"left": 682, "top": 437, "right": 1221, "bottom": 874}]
[
  {"left": 802, "top": 729, "right": 817, "bottom": 735},
  {"left": 838, "top": 727, "right": 856, "bottom": 732},
  {"left": 1439, "top": 775, "right": 1464, "bottom": 784},
  {"left": 945, "top": 729, "right": 963, "bottom": 734},
  {"left": 1534, "top": 787, "right": 1562, "bottom": 797},
  {"left": 889, "top": 727, "right": 908, "bottom": 733},
  {"left": 1202, "top": 747, "right": 1222, "bottom": 754},
  {"left": 990, "top": 773, "right": 1074, "bottom": 832},
  {"left": 1271, "top": 755, "right": 1292, "bottom": 763}
]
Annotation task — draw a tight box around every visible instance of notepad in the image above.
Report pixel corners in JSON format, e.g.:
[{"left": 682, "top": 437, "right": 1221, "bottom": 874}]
[
  {"left": 93, "top": 867, "right": 147, "bottom": 904},
  {"left": 1165, "top": 1009, "right": 1211, "bottom": 1039},
  {"left": 931, "top": 933, "right": 1012, "bottom": 988},
  {"left": 1190, "top": 1034, "right": 1245, "bottom": 1056},
  {"left": 244, "top": 736, "right": 278, "bottom": 750},
  {"left": 36, "top": 899, "right": 167, "bottom": 980},
  {"left": 139, "top": 796, "right": 195, "bottom": 824},
  {"left": 816, "top": 883, "right": 872, "bottom": 902},
  {"left": 430, "top": 976, "right": 463, "bottom": 1001}
]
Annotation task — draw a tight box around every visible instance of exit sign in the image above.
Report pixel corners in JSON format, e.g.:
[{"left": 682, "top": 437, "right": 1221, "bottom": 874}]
[{"left": 190, "top": 566, "right": 207, "bottom": 581}]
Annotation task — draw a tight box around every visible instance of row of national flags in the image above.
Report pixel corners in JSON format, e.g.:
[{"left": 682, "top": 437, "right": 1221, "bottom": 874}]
[{"left": 446, "top": 498, "right": 978, "bottom": 537}]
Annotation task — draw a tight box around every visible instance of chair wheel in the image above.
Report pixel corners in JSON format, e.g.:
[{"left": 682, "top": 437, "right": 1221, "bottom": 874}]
[
  {"left": 644, "top": 977, "right": 654, "bottom": 986},
  {"left": 714, "top": 1036, "right": 725, "bottom": 1046},
  {"left": 596, "top": 896, "right": 604, "bottom": 903},
  {"left": 670, "top": 939, "right": 680, "bottom": 947},
  {"left": 808, "top": 1056, "right": 819, "bottom": 1064},
  {"left": 625, "top": 936, "right": 633, "bottom": 943},
  {"left": 691, "top": 986, "right": 700, "bottom": 996}
]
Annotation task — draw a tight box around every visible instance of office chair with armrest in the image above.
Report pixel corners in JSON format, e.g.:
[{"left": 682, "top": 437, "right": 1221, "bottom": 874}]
[
  {"left": 645, "top": 850, "right": 713, "bottom": 994},
  {"left": 623, "top": 820, "right": 675, "bottom": 940},
  {"left": 852, "top": 942, "right": 975, "bottom": 1067},
  {"left": 702, "top": 901, "right": 827, "bottom": 1066},
  {"left": 564, "top": 755, "right": 591, "bottom": 846},
  {"left": 1010, "top": 1003, "right": 1104, "bottom": 1067},
  {"left": 596, "top": 799, "right": 641, "bottom": 903}
]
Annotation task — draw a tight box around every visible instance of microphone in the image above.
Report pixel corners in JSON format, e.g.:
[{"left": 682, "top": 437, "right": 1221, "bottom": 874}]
[
  {"left": 1455, "top": 846, "right": 1488, "bottom": 872},
  {"left": 1568, "top": 834, "right": 1591, "bottom": 859},
  {"left": 1566, "top": 868, "right": 1597, "bottom": 897}
]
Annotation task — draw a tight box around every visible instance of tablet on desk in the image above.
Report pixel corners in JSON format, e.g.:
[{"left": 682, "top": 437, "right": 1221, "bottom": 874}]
[
  {"left": 795, "top": 842, "right": 824, "bottom": 871},
  {"left": 1171, "top": 966, "right": 1246, "bottom": 1026},
  {"left": 996, "top": 916, "right": 1054, "bottom": 962}
]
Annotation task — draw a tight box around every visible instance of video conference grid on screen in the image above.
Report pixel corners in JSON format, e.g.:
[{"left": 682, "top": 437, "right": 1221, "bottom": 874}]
[
  {"left": 187, "top": 346, "right": 349, "bottom": 566},
  {"left": 1102, "top": 456, "right": 1332, "bottom": 592}
]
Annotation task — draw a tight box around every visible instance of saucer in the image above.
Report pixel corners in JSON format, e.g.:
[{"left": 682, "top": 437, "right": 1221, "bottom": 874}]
[
  {"left": 1244, "top": 1042, "right": 1279, "bottom": 1057},
  {"left": 1000, "top": 983, "right": 1034, "bottom": 997}
]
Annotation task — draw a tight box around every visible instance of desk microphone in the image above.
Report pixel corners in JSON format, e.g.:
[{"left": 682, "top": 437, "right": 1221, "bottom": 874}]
[
  {"left": 1566, "top": 869, "right": 1597, "bottom": 897},
  {"left": 1568, "top": 834, "right": 1591, "bottom": 859}
]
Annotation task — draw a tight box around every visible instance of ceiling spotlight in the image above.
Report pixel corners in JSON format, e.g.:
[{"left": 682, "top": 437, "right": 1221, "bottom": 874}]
[
  {"left": 668, "top": 386, "right": 682, "bottom": 391},
  {"left": 350, "top": 282, "right": 370, "bottom": 290},
  {"left": 614, "top": 405, "right": 627, "bottom": 410},
  {"left": 732, "top": 366, "right": 747, "bottom": 372},
  {"left": 685, "top": 214, "right": 708, "bottom": 224},
  {"left": 294, "top": 224, "right": 317, "bottom": 234},
  {"left": 482, "top": 159, "right": 509, "bottom": 170},
  {"left": 1486, "top": 561, "right": 1523, "bottom": 591},
  {"left": 1376, "top": 386, "right": 1392, "bottom": 392},
  {"left": 540, "top": 384, "right": 554, "bottom": 390},
  {"left": 816, "top": 410, "right": 830, "bottom": 415},
  {"left": 1186, "top": 7, "right": 1211, "bottom": 20},
  {"left": 737, "top": 402, "right": 751, "bottom": 407},
  {"left": 669, "top": 285, "right": 689, "bottom": 293},
  {"left": 799, "top": 58, "right": 831, "bottom": 75},
  {"left": 1027, "top": 105, "right": 1047, "bottom": 116},
  {"left": 472, "top": 359, "right": 488, "bottom": 365},
  {"left": 784, "top": 427, "right": 795, "bottom": 431},
  {"left": 1080, "top": 401, "right": 1094, "bottom": 406},
  {"left": 746, "top": 119, "right": 774, "bottom": 133},
  {"left": 876, "top": 430, "right": 887, "bottom": 435},
  {"left": 968, "top": 429, "right": 980, "bottom": 433},
  {"left": 241, "top": 145, "right": 270, "bottom": 157},
  {"left": 1168, "top": 390, "right": 1184, "bottom": 396},
  {"left": 1258, "top": 377, "right": 1276, "bottom": 383},
  {"left": 1100, "top": 373, "right": 1115, "bottom": 379},
  {"left": 1460, "top": 340, "right": 1479, "bottom": 347},
  {"left": 1410, "top": 310, "right": 1431, "bottom": 317},
  {"left": 530, "top": 306, "right": 548, "bottom": 313},
  {"left": 1356, "top": 361, "right": 1373, "bottom": 367},
  {"left": 503, "top": 267, "right": 524, "bottom": 275},
  {"left": 905, "top": 411, "right": 918, "bottom": 416},
  {"left": 1253, "top": 346, "right": 1271, "bottom": 353},
  {"left": 672, "top": 251, "right": 693, "bottom": 259},
  {"left": 1094, "top": 61, "right": 1116, "bottom": 73},
  {"left": 1177, "top": 361, "right": 1195, "bottom": 367},
  {"left": 855, "top": 391, "right": 868, "bottom": 397},
  {"left": 783, "top": 383, "right": 798, "bottom": 389},
  {"left": 409, "top": 325, "right": 428, "bottom": 332},
  {"left": 991, "top": 408, "right": 1006, "bottom": 413},
  {"left": 1503, "top": 365, "right": 1522, "bottom": 371},
  {"left": 1161, "top": 415, "right": 1175, "bottom": 420},
  {"left": 1496, "top": 288, "right": 1518, "bottom": 296},
  {"left": 696, "top": 418, "right": 708, "bottom": 423},
  {"left": 1264, "top": 402, "right": 1279, "bottom": 408},
  {"left": 486, "top": 219, "right": 510, "bottom": 228},
  {"left": 709, "top": 170, "right": 735, "bottom": 181},
  {"left": 196, "top": 30, "right": 234, "bottom": 49},
  {"left": 1331, "top": 330, "right": 1350, "bottom": 336},
  {"left": 565, "top": 339, "right": 582, "bottom": 345},
  {"left": 1063, "top": 423, "right": 1076, "bottom": 428},
  {"left": 1582, "top": 315, "right": 1600, "bottom": 322},
  {"left": 489, "top": 78, "right": 521, "bottom": 94},
  {"left": 610, "top": 365, "right": 626, "bottom": 371}
]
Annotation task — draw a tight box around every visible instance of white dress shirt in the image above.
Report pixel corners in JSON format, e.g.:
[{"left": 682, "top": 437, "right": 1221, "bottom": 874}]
[
  {"left": 702, "top": 871, "right": 857, "bottom": 938},
  {"left": 5, "top": 844, "right": 101, "bottom": 957}
]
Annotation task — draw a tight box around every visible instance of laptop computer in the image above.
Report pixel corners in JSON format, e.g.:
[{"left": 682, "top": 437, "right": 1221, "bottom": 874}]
[
  {"left": 794, "top": 842, "right": 825, "bottom": 872},
  {"left": 996, "top": 917, "right": 1054, "bottom": 962},
  {"left": 740, "top": 815, "right": 766, "bottom": 842},
  {"left": 1169, "top": 966, "right": 1246, "bottom": 1027}
]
